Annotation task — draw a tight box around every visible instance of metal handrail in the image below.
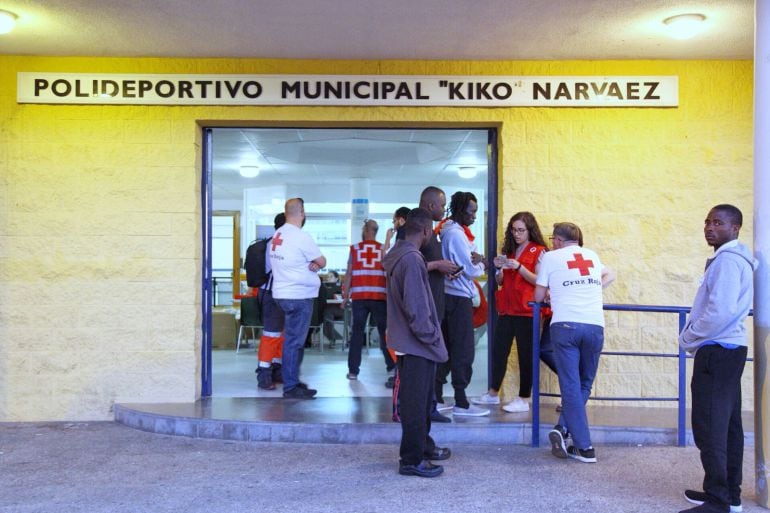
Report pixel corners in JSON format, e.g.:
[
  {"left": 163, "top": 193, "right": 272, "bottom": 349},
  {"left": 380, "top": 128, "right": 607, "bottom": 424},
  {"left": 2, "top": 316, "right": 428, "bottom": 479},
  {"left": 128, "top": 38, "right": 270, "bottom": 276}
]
[{"left": 530, "top": 302, "right": 754, "bottom": 448}]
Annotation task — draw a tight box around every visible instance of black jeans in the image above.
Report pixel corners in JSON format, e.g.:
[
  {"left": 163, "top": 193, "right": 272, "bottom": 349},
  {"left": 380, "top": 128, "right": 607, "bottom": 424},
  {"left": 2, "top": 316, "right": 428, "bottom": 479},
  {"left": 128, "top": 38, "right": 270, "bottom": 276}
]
[
  {"left": 348, "top": 299, "right": 394, "bottom": 375},
  {"left": 398, "top": 354, "right": 437, "bottom": 465},
  {"left": 436, "top": 294, "right": 474, "bottom": 408},
  {"left": 490, "top": 315, "right": 558, "bottom": 396},
  {"left": 691, "top": 344, "right": 747, "bottom": 508}
]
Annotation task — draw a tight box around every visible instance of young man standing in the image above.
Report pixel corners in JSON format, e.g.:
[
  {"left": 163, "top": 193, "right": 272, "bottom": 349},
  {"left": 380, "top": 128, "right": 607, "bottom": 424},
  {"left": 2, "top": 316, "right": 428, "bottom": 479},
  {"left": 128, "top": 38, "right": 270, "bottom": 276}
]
[
  {"left": 679, "top": 204, "right": 756, "bottom": 513},
  {"left": 437, "top": 191, "right": 489, "bottom": 417},
  {"left": 384, "top": 207, "right": 450, "bottom": 478},
  {"left": 535, "top": 222, "right": 614, "bottom": 463}
]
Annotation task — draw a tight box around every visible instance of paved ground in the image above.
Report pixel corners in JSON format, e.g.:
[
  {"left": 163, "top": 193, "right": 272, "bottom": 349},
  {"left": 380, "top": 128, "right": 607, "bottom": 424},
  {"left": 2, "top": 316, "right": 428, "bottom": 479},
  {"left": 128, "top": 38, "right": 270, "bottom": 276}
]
[{"left": 0, "top": 422, "right": 765, "bottom": 513}]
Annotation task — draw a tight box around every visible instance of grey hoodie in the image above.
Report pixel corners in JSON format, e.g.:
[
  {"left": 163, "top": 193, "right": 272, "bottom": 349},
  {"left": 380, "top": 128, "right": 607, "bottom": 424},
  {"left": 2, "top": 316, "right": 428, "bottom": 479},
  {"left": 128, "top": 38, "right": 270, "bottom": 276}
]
[
  {"left": 440, "top": 220, "right": 485, "bottom": 298},
  {"left": 678, "top": 240, "right": 756, "bottom": 354},
  {"left": 382, "top": 240, "right": 448, "bottom": 363}
]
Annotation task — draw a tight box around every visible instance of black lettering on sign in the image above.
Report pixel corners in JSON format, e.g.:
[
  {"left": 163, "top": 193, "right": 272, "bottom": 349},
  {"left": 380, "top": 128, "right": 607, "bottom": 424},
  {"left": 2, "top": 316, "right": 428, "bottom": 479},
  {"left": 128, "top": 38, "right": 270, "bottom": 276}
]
[
  {"left": 178, "top": 81, "right": 193, "bottom": 98},
  {"left": 52, "top": 79, "right": 72, "bottom": 97},
  {"left": 282, "top": 81, "right": 300, "bottom": 99},
  {"left": 492, "top": 83, "right": 512, "bottom": 99},
  {"left": 381, "top": 82, "right": 396, "bottom": 98},
  {"left": 354, "top": 82, "right": 371, "bottom": 99},
  {"left": 156, "top": 80, "right": 174, "bottom": 98},
  {"left": 644, "top": 82, "right": 660, "bottom": 100},
  {"left": 74, "top": 80, "right": 89, "bottom": 98},
  {"left": 415, "top": 82, "right": 429, "bottom": 100},
  {"left": 533, "top": 82, "right": 550, "bottom": 99},
  {"left": 224, "top": 81, "right": 241, "bottom": 98},
  {"left": 138, "top": 80, "right": 153, "bottom": 97},
  {"left": 34, "top": 79, "right": 49, "bottom": 96},
  {"left": 626, "top": 82, "right": 640, "bottom": 100},
  {"left": 122, "top": 80, "right": 136, "bottom": 98},
  {"left": 242, "top": 81, "right": 262, "bottom": 98},
  {"left": 591, "top": 82, "right": 608, "bottom": 96},
  {"left": 574, "top": 82, "right": 589, "bottom": 100},
  {"left": 607, "top": 82, "right": 623, "bottom": 99},
  {"left": 196, "top": 80, "right": 212, "bottom": 98},
  {"left": 554, "top": 83, "right": 571, "bottom": 100},
  {"left": 101, "top": 80, "right": 119, "bottom": 97}
]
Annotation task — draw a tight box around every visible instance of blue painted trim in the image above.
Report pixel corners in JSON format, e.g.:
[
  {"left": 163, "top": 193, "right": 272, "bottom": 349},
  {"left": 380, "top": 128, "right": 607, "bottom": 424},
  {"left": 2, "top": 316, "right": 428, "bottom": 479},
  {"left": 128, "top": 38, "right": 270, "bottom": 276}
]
[
  {"left": 529, "top": 302, "right": 754, "bottom": 448},
  {"left": 201, "top": 129, "right": 214, "bottom": 397},
  {"left": 487, "top": 127, "right": 498, "bottom": 393}
]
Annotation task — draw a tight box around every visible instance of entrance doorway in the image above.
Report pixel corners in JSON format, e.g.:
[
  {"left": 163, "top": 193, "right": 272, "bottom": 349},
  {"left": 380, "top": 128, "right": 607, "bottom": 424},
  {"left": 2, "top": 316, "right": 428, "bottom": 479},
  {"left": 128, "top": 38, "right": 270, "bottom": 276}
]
[{"left": 202, "top": 127, "right": 498, "bottom": 397}]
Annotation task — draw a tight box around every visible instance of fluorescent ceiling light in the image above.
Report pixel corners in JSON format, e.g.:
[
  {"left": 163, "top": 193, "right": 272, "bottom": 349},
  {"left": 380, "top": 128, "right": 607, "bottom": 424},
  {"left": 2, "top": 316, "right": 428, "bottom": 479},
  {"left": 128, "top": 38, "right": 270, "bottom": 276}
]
[
  {"left": 0, "top": 10, "right": 18, "bottom": 34},
  {"left": 663, "top": 13, "right": 706, "bottom": 40},
  {"left": 458, "top": 166, "right": 478, "bottom": 179},
  {"left": 239, "top": 165, "right": 260, "bottom": 178}
]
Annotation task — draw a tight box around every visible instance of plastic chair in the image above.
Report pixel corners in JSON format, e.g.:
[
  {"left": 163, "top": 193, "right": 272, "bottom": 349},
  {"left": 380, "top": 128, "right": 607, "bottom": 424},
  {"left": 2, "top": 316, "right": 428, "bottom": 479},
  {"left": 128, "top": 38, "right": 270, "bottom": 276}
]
[{"left": 236, "top": 295, "right": 262, "bottom": 353}]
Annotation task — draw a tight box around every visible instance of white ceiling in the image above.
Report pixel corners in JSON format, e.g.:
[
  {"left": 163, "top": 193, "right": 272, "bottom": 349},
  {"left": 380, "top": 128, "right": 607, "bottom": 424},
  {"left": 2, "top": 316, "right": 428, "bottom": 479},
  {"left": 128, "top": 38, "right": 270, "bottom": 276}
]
[
  {"left": 211, "top": 128, "right": 490, "bottom": 201},
  {"left": 1, "top": 0, "right": 754, "bottom": 202},
  {"left": 0, "top": 0, "right": 753, "bottom": 60}
]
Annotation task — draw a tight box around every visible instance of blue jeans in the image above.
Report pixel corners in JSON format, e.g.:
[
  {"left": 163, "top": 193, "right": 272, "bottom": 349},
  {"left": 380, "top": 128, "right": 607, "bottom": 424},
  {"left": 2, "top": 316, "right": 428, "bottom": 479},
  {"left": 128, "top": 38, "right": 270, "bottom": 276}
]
[
  {"left": 274, "top": 298, "right": 314, "bottom": 391},
  {"left": 551, "top": 321, "right": 604, "bottom": 450}
]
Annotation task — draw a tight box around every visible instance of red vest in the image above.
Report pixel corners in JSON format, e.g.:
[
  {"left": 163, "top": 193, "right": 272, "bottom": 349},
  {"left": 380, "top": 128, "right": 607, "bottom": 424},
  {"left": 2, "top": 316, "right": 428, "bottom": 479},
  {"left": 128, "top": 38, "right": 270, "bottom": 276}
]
[
  {"left": 349, "top": 240, "right": 386, "bottom": 301},
  {"left": 495, "top": 242, "right": 551, "bottom": 317}
]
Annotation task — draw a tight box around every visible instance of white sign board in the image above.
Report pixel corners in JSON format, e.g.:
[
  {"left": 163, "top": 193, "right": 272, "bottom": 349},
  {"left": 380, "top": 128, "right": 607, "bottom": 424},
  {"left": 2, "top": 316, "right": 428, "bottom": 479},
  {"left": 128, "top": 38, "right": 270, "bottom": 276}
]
[{"left": 17, "top": 73, "right": 678, "bottom": 107}]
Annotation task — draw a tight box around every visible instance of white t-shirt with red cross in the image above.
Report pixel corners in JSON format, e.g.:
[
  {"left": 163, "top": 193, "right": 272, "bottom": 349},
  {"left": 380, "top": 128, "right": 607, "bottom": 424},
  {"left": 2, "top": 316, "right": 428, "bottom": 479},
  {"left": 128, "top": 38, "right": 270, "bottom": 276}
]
[
  {"left": 536, "top": 245, "right": 605, "bottom": 327},
  {"left": 268, "top": 223, "right": 323, "bottom": 300}
]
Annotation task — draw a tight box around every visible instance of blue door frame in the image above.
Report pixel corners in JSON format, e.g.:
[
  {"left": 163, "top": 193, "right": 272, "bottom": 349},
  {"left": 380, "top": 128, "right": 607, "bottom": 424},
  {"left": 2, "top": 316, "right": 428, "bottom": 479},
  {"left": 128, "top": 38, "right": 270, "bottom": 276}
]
[{"left": 200, "top": 126, "right": 500, "bottom": 397}]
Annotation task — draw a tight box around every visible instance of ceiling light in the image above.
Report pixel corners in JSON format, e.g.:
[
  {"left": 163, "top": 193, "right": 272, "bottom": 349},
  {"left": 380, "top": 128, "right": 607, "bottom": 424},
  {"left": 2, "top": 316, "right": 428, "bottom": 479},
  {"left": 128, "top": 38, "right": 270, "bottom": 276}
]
[
  {"left": 0, "top": 10, "right": 18, "bottom": 34},
  {"left": 458, "top": 166, "right": 478, "bottom": 179},
  {"left": 239, "top": 165, "right": 259, "bottom": 178},
  {"left": 663, "top": 13, "right": 706, "bottom": 40}
]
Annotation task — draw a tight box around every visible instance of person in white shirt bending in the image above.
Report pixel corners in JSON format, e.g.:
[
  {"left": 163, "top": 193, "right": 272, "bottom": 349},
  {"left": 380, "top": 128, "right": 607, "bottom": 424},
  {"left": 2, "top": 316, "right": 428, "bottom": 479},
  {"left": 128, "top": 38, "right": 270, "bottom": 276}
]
[{"left": 535, "top": 222, "right": 615, "bottom": 464}]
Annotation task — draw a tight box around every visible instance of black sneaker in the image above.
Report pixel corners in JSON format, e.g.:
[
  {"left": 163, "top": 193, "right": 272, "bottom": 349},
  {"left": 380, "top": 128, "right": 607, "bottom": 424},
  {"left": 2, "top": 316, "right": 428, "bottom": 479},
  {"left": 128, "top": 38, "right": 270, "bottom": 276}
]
[
  {"left": 685, "top": 490, "right": 742, "bottom": 512},
  {"left": 548, "top": 426, "right": 569, "bottom": 459},
  {"left": 296, "top": 382, "right": 317, "bottom": 395},
  {"left": 271, "top": 363, "right": 283, "bottom": 384},
  {"left": 256, "top": 368, "right": 275, "bottom": 390},
  {"left": 567, "top": 445, "right": 596, "bottom": 463},
  {"left": 283, "top": 386, "right": 316, "bottom": 399}
]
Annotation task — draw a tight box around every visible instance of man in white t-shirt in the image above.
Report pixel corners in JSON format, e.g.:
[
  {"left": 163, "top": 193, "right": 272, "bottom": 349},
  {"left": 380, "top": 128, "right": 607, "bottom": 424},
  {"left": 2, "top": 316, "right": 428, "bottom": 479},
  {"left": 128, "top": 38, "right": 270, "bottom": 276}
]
[
  {"left": 535, "top": 222, "right": 615, "bottom": 463},
  {"left": 269, "top": 198, "right": 326, "bottom": 399}
]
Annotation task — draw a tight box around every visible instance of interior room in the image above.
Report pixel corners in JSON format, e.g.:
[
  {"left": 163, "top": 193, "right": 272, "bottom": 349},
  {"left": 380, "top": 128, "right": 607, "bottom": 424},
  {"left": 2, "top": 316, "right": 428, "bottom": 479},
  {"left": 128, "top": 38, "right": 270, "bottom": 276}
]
[{"left": 208, "top": 127, "right": 493, "bottom": 398}]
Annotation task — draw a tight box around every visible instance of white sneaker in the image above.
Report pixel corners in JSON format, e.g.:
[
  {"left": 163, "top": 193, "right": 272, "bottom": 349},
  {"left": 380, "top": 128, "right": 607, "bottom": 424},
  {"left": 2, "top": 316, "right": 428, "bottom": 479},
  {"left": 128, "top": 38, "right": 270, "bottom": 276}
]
[
  {"left": 436, "top": 402, "right": 454, "bottom": 412},
  {"left": 471, "top": 393, "right": 500, "bottom": 405},
  {"left": 452, "top": 405, "right": 490, "bottom": 417},
  {"left": 502, "top": 397, "right": 530, "bottom": 413}
]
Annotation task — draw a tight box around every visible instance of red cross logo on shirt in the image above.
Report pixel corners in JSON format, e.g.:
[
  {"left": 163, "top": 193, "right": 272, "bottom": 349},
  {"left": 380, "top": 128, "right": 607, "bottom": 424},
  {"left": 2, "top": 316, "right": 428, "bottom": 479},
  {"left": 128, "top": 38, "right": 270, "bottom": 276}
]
[
  {"left": 567, "top": 253, "right": 594, "bottom": 276},
  {"left": 271, "top": 232, "right": 284, "bottom": 252},
  {"left": 357, "top": 243, "right": 382, "bottom": 268}
]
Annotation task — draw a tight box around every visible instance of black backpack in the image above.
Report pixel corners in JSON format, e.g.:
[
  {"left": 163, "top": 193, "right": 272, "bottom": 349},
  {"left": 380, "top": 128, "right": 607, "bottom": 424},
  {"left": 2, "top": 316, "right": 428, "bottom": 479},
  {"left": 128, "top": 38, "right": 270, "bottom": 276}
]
[{"left": 244, "top": 237, "right": 271, "bottom": 288}]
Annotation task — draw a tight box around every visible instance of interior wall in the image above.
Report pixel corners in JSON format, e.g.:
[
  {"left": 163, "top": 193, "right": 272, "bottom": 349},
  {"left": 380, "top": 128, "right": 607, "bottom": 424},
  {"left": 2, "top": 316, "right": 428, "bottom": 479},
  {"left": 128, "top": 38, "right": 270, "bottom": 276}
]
[{"left": 0, "top": 56, "right": 753, "bottom": 420}]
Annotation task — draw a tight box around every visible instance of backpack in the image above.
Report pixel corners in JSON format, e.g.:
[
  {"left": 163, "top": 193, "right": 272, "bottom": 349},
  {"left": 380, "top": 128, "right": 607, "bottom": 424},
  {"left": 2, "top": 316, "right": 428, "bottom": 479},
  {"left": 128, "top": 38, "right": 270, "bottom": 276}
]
[{"left": 244, "top": 237, "right": 271, "bottom": 288}]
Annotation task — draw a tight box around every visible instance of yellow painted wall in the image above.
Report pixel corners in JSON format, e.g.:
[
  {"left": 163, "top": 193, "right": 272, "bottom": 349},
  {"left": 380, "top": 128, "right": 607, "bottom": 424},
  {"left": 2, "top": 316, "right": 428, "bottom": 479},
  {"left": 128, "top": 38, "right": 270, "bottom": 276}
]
[{"left": 0, "top": 56, "right": 753, "bottom": 420}]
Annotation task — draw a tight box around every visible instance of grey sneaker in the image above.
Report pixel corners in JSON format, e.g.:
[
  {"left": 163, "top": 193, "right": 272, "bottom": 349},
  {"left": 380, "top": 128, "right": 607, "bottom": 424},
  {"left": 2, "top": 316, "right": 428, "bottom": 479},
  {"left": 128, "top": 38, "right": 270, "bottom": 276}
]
[
  {"left": 684, "top": 489, "right": 742, "bottom": 512},
  {"left": 451, "top": 405, "right": 490, "bottom": 417},
  {"left": 471, "top": 393, "right": 500, "bottom": 405},
  {"left": 548, "top": 428, "right": 568, "bottom": 459}
]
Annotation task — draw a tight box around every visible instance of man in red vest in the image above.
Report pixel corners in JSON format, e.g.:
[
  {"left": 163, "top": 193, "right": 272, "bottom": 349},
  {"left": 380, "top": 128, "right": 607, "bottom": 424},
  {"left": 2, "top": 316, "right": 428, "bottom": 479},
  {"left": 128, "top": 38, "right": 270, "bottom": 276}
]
[{"left": 342, "top": 219, "right": 395, "bottom": 383}]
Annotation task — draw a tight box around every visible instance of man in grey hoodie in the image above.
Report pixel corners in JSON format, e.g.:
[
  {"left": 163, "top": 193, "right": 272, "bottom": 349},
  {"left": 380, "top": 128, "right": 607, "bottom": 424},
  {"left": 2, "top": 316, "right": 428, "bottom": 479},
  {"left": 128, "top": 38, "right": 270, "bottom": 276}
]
[
  {"left": 384, "top": 208, "right": 450, "bottom": 478},
  {"left": 678, "top": 204, "right": 756, "bottom": 513},
  {"left": 437, "top": 191, "right": 489, "bottom": 417}
]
